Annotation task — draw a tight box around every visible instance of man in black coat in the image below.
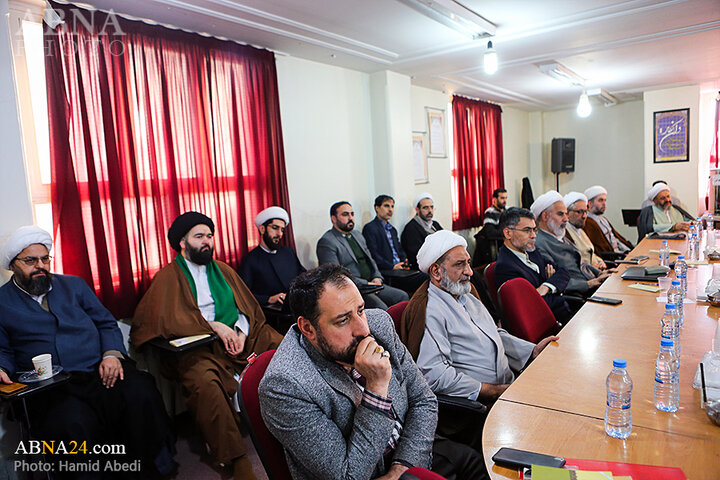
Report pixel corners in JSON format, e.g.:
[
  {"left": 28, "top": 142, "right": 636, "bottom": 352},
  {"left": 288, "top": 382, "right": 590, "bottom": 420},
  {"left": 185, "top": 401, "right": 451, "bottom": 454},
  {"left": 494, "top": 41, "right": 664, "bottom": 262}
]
[
  {"left": 494, "top": 208, "right": 573, "bottom": 325},
  {"left": 239, "top": 206, "right": 306, "bottom": 307},
  {"left": 401, "top": 193, "right": 443, "bottom": 269}
]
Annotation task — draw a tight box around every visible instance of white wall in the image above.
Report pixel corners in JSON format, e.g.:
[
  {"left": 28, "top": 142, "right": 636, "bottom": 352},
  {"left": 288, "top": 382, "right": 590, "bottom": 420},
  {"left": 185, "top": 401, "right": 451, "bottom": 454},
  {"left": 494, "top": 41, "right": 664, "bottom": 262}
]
[
  {"left": 409, "top": 86, "right": 452, "bottom": 230},
  {"left": 276, "top": 56, "right": 375, "bottom": 268},
  {"left": 501, "top": 107, "right": 530, "bottom": 207},
  {"left": 0, "top": 0, "right": 34, "bottom": 283},
  {"left": 536, "top": 101, "right": 645, "bottom": 242},
  {"left": 643, "top": 85, "right": 701, "bottom": 217}
]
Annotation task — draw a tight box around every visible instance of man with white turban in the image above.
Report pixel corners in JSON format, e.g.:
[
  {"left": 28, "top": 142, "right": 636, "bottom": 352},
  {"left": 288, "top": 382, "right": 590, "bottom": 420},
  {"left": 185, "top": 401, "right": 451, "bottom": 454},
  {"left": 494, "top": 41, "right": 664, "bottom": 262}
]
[
  {"left": 412, "top": 231, "right": 556, "bottom": 404},
  {"left": 238, "top": 206, "right": 306, "bottom": 311},
  {"left": 401, "top": 193, "right": 444, "bottom": 269},
  {"left": 563, "top": 192, "right": 607, "bottom": 270},
  {"left": 532, "top": 191, "right": 612, "bottom": 296},
  {"left": 0, "top": 226, "right": 175, "bottom": 475},
  {"left": 637, "top": 182, "right": 693, "bottom": 240},
  {"left": 582, "top": 185, "right": 633, "bottom": 256}
]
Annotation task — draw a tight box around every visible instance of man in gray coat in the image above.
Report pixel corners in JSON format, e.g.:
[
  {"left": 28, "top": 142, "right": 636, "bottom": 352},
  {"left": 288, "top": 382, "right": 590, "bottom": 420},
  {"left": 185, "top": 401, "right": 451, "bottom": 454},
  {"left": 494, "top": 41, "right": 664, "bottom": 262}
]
[
  {"left": 259, "top": 264, "right": 486, "bottom": 480},
  {"left": 317, "top": 201, "right": 408, "bottom": 309},
  {"left": 531, "top": 191, "right": 613, "bottom": 297}
]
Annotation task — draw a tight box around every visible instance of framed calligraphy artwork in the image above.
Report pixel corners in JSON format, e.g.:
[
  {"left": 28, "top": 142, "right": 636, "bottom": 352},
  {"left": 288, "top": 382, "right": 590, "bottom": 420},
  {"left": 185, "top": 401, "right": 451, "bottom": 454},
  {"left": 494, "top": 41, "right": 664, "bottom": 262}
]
[{"left": 653, "top": 108, "right": 689, "bottom": 163}]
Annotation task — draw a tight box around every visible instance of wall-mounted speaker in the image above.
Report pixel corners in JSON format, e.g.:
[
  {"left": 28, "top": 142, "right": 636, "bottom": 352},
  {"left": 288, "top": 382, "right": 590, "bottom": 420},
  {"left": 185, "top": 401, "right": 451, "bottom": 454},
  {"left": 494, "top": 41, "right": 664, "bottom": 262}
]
[{"left": 551, "top": 138, "right": 575, "bottom": 173}]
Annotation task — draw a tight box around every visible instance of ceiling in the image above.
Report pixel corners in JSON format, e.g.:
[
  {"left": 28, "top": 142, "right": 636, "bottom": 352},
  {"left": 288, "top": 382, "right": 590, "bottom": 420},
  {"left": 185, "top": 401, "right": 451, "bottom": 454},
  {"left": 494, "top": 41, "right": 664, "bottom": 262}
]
[{"left": 77, "top": 0, "right": 720, "bottom": 111}]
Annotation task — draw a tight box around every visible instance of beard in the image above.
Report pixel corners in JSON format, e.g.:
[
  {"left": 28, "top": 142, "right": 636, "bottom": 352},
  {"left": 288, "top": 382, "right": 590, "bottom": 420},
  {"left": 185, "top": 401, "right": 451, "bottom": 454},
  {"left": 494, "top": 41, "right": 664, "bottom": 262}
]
[
  {"left": 337, "top": 221, "right": 354, "bottom": 233},
  {"left": 419, "top": 211, "right": 433, "bottom": 222},
  {"left": 440, "top": 266, "right": 472, "bottom": 297},
  {"left": 569, "top": 217, "right": 585, "bottom": 229},
  {"left": 187, "top": 244, "right": 214, "bottom": 265},
  {"left": 316, "top": 330, "right": 364, "bottom": 364},
  {"left": 16, "top": 268, "right": 53, "bottom": 296},
  {"left": 512, "top": 238, "right": 535, "bottom": 252},
  {"left": 263, "top": 231, "right": 281, "bottom": 251},
  {"left": 547, "top": 216, "right": 567, "bottom": 237}
]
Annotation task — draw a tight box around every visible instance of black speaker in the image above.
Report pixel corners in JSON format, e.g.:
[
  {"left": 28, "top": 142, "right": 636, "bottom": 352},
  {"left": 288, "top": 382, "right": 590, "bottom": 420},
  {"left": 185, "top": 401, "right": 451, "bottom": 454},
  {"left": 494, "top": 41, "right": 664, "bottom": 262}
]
[{"left": 551, "top": 138, "right": 575, "bottom": 173}]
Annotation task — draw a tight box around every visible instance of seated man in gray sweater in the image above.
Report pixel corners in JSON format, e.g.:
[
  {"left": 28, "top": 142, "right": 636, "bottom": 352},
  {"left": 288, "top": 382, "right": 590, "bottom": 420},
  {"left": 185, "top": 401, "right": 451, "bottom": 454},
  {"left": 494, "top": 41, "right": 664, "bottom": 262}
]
[{"left": 259, "top": 264, "right": 486, "bottom": 480}]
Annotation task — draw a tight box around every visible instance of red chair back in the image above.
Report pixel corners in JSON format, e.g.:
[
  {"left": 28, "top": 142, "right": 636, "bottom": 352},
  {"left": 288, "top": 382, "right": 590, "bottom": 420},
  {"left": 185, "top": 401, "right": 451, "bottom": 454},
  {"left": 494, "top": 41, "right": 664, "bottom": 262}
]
[
  {"left": 484, "top": 262, "right": 499, "bottom": 307},
  {"left": 386, "top": 300, "right": 409, "bottom": 332},
  {"left": 238, "top": 350, "right": 292, "bottom": 480},
  {"left": 498, "top": 278, "right": 561, "bottom": 343},
  {"left": 402, "top": 467, "right": 449, "bottom": 479}
]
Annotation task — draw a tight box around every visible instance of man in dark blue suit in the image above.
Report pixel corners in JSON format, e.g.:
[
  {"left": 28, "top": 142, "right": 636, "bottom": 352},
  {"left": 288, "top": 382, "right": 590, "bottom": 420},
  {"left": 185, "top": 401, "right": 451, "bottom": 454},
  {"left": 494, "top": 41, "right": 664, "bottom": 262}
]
[
  {"left": 494, "top": 208, "right": 573, "bottom": 325},
  {"left": 362, "top": 195, "right": 426, "bottom": 294}
]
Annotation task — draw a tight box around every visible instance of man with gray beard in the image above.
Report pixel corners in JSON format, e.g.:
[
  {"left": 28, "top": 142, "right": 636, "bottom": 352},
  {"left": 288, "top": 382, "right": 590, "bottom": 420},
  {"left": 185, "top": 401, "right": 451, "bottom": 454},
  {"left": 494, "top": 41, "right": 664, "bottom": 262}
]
[
  {"left": 413, "top": 231, "right": 557, "bottom": 404},
  {"left": 532, "top": 191, "right": 612, "bottom": 297}
]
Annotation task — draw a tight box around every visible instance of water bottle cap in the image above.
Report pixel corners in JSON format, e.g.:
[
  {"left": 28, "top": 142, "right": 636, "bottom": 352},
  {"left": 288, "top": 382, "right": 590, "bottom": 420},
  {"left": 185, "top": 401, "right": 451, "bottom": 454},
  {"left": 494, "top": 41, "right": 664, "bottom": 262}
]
[
  {"left": 665, "top": 303, "right": 676, "bottom": 309},
  {"left": 612, "top": 358, "right": 627, "bottom": 368},
  {"left": 662, "top": 240, "right": 668, "bottom": 245},
  {"left": 678, "top": 255, "right": 685, "bottom": 260},
  {"left": 661, "top": 338, "right": 674, "bottom": 347},
  {"left": 671, "top": 280, "right": 680, "bottom": 285}
]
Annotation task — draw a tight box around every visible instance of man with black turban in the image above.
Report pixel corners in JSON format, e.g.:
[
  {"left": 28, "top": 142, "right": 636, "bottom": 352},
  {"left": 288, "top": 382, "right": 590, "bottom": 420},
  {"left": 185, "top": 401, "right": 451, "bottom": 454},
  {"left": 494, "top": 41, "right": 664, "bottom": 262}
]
[{"left": 131, "top": 212, "right": 282, "bottom": 480}]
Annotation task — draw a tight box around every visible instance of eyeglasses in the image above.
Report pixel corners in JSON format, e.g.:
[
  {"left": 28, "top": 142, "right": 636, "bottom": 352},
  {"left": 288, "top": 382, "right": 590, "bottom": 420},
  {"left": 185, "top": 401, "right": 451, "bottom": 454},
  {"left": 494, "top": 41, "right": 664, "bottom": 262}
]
[
  {"left": 569, "top": 209, "right": 588, "bottom": 215},
  {"left": 15, "top": 255, "right": 52, "bottom": 266},
  {"left": 508, "top": 227, "right": 538, "bottom": 234}
]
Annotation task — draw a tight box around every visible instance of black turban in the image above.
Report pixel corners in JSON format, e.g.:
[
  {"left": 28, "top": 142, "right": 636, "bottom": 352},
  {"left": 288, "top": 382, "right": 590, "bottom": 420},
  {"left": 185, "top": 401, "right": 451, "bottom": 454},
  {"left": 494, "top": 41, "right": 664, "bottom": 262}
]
[{"left": 167, "top": 212, "right": 215, "bottom": 252}]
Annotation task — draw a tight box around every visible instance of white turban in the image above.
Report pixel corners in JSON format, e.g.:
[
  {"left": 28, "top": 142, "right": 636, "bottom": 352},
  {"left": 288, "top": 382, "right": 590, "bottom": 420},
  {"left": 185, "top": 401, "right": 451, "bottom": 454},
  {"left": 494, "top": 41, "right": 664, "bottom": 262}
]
[
  {"left": 530, "top": 190, "right": 564, "bottom": 219},
  {"left": 254, "top": 206, "right": 289, "bottom": 228},
  {"left": 584, "top": 185, "right": 607, "bottom": 201},
  {"left": 647, "top": 183, "right": 670, "bottom": 202},
  {"left": 564, "top": 192, "right": 588, "bottom": 209},
  {"left": 1, "top": 226, "right": 53, "bottom": 270},
  {"left": 414, "top": 192, "right": 433, "bottom": 208},
  {"left": 416, "top": 230, "right": 467, "bottom": 273}
]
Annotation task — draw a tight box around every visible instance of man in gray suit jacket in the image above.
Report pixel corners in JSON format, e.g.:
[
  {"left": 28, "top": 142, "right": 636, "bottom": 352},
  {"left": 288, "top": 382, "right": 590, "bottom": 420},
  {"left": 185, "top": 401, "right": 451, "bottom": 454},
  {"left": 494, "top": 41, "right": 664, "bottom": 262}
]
[
  {"left": 259, "top": 265, "right": 486, "bottom": 480},
  {"left": 317, "top": 201, "right": 408, "bottom": 309},
  {"left": 531, "top": 191, "right": 613, "bottom": 297}
]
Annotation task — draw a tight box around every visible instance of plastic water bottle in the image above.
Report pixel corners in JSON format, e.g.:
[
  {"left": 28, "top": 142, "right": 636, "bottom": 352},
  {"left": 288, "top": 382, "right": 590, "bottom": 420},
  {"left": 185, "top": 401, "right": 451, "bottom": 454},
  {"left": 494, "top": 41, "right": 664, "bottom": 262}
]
[
  {"left": 660, "top": 303, "right": 681, "bottom": 357},
  {"left": 659, "top": 240, "right": 670, "bottom": 267},
  {"left": 654, "top": 338, "right": 680, "bottom": 412},
  {"left": 674, "top": 255, "right": 688, "bottom": 294},
  {"left": 667, "top": 280, "right": 684, "bottom": 327},
  {"left": 688, "top": 233, "right": 700, "bottom": 261},
  {"left": 604, "top": 359, "right": 632, "bottom": 439}
]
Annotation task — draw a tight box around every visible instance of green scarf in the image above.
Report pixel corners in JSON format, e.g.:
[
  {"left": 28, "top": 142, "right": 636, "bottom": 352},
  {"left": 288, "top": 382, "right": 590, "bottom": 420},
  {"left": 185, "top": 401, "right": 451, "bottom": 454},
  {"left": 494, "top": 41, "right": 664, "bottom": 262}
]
[{"left": 175, "top": 254, "right": 237, "bottom": 328}]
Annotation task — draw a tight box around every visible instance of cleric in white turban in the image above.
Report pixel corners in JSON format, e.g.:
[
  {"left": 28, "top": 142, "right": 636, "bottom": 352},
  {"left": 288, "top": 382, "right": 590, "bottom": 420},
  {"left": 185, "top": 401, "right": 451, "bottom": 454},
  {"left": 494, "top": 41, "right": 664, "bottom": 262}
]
[
  {"left": 647, "top": 183, "right": 670, "bottom": 203},
  {"left": 416, "top": 230, "right": 467, "bottom": 273},
  {"left": 637, "top": 182, "right": 693, "bottom": 238},
  {"left": 254, "top": 206, "right": 290, "bottom": 228},
  {"left": 1, "top": 225, "right": 53, "bottom": 270},
  {"left": 563, "top": 191, "right": 588, "bottom": 209},
  {"left": 413, "top": 192, "right": 433, "bottom": 208},
  {"left": 583, "top": 185, "right": 607, "bottom": 201},
  {"left": 404, "top": 223, "right": 555, "bottom": 406},
  {"left": 530, "top": 190, "right": 564, "bottom": 219}
]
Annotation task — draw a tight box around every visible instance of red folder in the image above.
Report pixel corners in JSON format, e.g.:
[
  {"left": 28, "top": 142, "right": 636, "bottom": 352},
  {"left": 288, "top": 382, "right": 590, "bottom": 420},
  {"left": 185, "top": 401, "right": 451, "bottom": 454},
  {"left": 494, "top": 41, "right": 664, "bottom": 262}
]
[{"left": 564, "top": 458, "right": 686, "bottom": 479}]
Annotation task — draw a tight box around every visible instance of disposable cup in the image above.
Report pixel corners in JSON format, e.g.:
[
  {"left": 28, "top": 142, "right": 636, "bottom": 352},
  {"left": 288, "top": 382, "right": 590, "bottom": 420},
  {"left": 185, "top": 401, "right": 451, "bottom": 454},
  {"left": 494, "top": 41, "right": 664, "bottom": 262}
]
[{"left": 657, "top": 276, "right": 672, "bottom": 296}]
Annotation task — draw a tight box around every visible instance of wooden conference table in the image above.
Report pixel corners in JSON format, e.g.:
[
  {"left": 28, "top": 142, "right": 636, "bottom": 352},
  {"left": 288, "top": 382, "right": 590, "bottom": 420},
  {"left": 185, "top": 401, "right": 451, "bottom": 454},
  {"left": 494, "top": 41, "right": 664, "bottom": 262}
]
[{"left": 482, "top": 236, "right": 720, "bottom": 479}]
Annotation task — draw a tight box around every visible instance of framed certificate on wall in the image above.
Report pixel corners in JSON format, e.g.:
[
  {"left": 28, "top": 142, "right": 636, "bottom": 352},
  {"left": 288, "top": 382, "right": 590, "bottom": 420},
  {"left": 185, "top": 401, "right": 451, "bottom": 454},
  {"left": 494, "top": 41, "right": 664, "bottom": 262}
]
[
  {"left": 653, "top": 108, "right": 689, "bottom": 163},
  {"left": 426, "top": 107, "right": 446, "bottom": 158}
]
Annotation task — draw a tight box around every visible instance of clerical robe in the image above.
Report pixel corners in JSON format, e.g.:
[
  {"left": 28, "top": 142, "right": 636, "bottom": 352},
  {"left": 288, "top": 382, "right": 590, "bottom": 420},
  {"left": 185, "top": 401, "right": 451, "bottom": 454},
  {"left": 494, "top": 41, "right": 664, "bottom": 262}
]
[
  {"left": 238, "top": 245, "right": 306, "bottom": 305},
  {"left": 132, "top": 260, "right": 282, "bottom": 464}
]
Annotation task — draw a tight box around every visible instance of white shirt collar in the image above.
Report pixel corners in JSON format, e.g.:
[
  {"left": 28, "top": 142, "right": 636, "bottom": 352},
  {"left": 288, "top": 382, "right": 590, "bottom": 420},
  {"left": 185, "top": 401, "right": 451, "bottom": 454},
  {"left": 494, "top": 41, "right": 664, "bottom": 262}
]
[{"left": 259, "top": 244, "right": 277, "bottom": 254}]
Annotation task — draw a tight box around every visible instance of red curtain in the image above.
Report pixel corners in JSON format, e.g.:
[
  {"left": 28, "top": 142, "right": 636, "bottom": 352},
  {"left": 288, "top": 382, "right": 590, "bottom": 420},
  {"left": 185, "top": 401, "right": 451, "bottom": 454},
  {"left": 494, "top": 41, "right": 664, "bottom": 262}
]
[
  {"left": 451, "top": 96, "right": 504, "bottom": 230},
  {"left": 45, "top": 2, "right": 292, "bottom": 318}
]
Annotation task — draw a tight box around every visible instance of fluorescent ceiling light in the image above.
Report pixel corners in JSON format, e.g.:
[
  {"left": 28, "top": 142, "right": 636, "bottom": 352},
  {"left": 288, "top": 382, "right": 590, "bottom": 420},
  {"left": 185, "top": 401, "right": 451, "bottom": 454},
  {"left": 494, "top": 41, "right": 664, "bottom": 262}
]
[
  {"left": 398, "top": 0, "right": 496, "bottom": 39},
  {"left": 484, "top": 41, "right": 498, "bottom": 74},
  {"left": 538, "top": 62, "right": 585, "bottom": 87},
  {"left": 587, "top": 88, "right": 618, "bottom": 106}
]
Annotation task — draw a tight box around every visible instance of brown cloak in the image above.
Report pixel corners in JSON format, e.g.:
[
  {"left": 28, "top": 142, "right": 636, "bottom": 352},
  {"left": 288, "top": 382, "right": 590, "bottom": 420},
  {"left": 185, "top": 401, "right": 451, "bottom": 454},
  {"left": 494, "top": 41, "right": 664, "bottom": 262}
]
[
  {"left": 131, "top": 259, "right": 282, "bottom": 361},
  {"left": 583, "top": 216, "right": 633, "bottom": 254}
]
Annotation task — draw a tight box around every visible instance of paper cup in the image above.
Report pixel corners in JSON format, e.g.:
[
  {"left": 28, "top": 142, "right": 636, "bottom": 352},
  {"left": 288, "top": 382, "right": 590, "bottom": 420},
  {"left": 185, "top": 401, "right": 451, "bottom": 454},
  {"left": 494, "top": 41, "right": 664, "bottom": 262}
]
[{"left": 32, "top": 354, "right": 52, "bottom": 379}]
